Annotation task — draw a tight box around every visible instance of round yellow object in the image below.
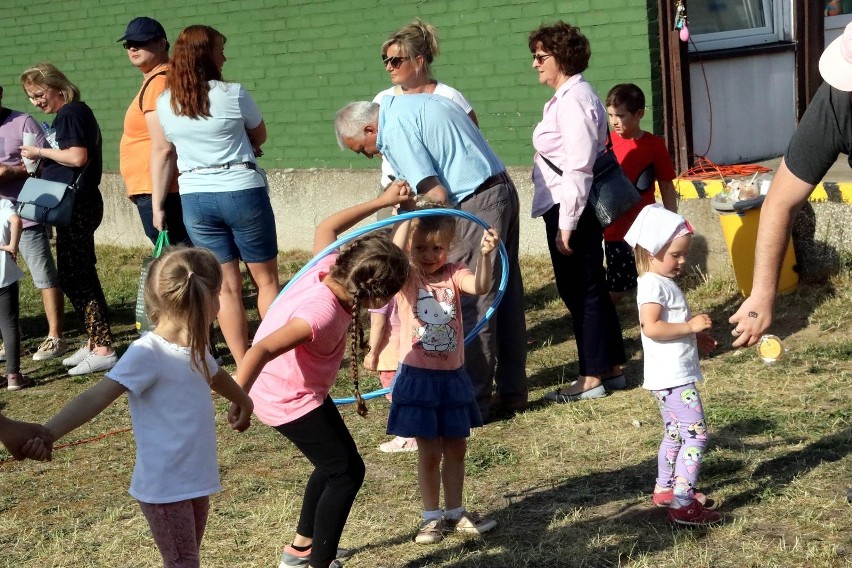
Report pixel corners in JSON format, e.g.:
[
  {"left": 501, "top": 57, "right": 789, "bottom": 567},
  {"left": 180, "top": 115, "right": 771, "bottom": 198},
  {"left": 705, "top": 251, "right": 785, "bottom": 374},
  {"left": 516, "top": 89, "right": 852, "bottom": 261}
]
[{"left": 757, "top": 335, "right": 783, "bottom": 362}]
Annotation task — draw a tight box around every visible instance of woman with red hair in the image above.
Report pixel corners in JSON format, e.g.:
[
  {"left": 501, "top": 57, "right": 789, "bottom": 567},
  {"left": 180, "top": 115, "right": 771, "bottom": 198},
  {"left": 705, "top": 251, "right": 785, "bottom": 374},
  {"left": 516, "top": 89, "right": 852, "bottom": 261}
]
[{"left": 150, "top": 25, "right": 279, "bottom": 366}]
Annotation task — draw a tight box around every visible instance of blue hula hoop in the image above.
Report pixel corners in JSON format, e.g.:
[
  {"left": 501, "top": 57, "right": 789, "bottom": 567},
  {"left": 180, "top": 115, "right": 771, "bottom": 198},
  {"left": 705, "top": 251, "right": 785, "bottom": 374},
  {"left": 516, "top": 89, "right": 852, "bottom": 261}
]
[{"left": 271, "top": 209, "right": 509, "bottom": 405}]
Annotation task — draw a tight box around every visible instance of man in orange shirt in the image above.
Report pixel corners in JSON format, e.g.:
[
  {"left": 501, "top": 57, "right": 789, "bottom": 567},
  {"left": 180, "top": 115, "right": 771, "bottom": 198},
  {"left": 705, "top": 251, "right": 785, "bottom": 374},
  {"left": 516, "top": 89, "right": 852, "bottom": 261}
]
[{"left": 118, "top": 17, "right": 189, "bottom": 245}]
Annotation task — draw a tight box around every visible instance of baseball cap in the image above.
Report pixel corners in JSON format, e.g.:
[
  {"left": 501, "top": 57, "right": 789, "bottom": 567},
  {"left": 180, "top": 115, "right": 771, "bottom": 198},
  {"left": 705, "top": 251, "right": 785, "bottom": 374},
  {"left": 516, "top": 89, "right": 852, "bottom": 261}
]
[
  {"left": 118, "top": 17, "right": 167, "bottom": 43},
  {"left": 819, "top": 22, "right": 852, "bottom": 91}
]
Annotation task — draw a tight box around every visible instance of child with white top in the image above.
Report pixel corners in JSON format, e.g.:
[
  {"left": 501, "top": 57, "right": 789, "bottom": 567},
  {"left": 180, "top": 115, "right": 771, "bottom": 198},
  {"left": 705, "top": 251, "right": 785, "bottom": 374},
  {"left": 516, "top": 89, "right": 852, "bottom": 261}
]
[
  {"left": 624, "top": 204, "right": 722, "bottom": 526},
  {"left": 0, "top": 198, "right": 26, "bottom": 390},
  {"left": 23, "top": 247, "right": 254, "bottom": 567}
]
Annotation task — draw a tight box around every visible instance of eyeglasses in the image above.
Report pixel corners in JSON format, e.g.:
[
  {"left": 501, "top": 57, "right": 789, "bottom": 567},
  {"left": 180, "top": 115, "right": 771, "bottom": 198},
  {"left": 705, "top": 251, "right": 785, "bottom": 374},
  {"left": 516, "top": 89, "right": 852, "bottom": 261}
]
[
  {"left": 123, "top": 40, "right": 154, "bottom": 50},
  {"left": 26, "top": 90, "right": 49, "bottom": 104},
  {"left": 532, "top": 53, "right": 553, "bottom": 65},
  {"left": 381, "top": 55, "right": 409, "bottom": 69}
]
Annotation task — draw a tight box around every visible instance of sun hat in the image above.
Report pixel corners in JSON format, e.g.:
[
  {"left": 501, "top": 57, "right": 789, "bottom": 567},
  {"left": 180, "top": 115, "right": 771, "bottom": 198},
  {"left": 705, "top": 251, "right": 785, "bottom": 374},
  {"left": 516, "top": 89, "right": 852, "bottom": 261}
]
[
  {"left": 819, "top": 22, "right": 852, "bottom": 91},
  {"left": 118, "top": 17, "right": 167, "bottom": 43},
  {"left": 624, "top": 204, "right": 693, "bottom": 255}
]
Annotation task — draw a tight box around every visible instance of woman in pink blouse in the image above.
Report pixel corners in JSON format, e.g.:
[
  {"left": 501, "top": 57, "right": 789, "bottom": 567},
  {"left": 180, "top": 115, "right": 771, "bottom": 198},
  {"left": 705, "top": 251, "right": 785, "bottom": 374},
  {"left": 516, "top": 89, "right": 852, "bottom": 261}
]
[{"left": 529, "top": 21, "right": 626, "bottom": 402}]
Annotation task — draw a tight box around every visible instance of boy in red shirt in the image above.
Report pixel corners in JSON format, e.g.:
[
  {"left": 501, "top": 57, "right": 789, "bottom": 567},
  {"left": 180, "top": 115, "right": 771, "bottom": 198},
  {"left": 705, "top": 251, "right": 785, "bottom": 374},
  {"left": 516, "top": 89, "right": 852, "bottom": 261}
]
[{"left": 604, "top": 83, "right": 679, "bottom": 303}]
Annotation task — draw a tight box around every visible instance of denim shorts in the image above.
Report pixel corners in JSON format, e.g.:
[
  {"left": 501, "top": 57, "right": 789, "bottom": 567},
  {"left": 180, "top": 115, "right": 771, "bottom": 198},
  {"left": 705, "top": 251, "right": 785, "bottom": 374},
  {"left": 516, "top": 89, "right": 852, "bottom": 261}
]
[
  {"left": 19, "top": 225, "right": 60, "bottom": 289},
  {"left": 180, "top": 186, "right": 278, "bottom": 264}
]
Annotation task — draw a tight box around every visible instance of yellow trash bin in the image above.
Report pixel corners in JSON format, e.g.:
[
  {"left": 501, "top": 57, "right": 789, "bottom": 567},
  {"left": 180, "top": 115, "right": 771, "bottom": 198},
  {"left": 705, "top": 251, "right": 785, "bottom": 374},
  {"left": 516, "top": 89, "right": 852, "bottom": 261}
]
[{"left": 713, "top": 195, "right": 798, "bottom": 297}]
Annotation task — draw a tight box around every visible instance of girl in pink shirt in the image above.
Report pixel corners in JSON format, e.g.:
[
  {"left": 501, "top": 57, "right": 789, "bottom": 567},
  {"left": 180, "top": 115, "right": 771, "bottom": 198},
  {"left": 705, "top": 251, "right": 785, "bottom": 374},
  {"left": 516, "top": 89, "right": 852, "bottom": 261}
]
[
  {"left": 235, "top": 182, "right": 412, "bottom": 568},
  {"left": 387, "top": 209, "right": 500, "bottom": 545}
]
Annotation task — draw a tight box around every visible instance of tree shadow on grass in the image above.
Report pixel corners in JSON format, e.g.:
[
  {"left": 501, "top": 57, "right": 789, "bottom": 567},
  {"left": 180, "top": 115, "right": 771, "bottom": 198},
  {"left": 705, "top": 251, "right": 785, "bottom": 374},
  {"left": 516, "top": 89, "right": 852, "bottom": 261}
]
[
  {"left": 720, "top": 426, "right": 852, "bottom": 509},
  {"left": 359, "top": 417, "right": 851, "bottom": 566},
  {"left": 371, "top": 453, "right": 747, "bottom": 568}
]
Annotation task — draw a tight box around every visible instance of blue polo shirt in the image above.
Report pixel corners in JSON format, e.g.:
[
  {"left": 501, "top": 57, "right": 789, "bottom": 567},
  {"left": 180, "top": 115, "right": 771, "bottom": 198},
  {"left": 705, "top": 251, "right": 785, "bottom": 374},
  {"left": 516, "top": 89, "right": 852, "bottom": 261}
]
[{"left": 377, "top": 94, "right": 505, "bottom": 204}]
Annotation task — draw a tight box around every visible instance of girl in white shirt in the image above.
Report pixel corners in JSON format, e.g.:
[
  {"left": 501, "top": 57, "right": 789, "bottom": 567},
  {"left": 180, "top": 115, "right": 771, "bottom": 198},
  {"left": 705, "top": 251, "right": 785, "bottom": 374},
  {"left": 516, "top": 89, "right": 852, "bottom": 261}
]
[
  {"left": 24, "top": 247, "right": 254, "bottom": 568},
  {"left": 625, "top": 204, "right": 722, "bottom": 527}
]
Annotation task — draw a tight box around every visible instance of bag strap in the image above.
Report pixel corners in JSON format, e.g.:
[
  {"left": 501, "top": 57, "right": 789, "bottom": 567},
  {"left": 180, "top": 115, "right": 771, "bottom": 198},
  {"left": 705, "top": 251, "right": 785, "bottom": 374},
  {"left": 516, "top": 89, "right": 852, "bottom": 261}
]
[
  {"left": 153, "top": 230, "right": 170, "bottom": 257},
  {"left": 139, "top": 70, "right": 168, "bottom": 111},
  {"left": 540, "top": 133, "right": 615, "bottom": 178}
]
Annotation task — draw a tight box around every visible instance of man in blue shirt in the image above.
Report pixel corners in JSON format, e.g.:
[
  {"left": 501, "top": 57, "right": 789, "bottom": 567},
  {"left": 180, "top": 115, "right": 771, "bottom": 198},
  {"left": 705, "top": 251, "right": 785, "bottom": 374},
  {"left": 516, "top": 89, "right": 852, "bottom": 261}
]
[{"left": 336, "top": 95, "right": 528, "bottom": 420}]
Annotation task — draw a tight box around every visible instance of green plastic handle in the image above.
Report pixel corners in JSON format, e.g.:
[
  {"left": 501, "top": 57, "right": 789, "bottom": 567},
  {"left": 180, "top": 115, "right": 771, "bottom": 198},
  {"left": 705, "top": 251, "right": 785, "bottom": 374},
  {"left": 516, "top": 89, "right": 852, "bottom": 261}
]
[{"left": 153, "top": 231, "right": 170, "bottom": 258}]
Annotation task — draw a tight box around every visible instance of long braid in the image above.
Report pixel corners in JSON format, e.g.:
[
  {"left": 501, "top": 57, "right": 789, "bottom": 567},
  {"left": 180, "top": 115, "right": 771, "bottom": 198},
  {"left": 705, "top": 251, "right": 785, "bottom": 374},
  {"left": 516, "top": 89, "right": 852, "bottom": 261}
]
[{"left": 350, "top": 295, "right": 368, "bottom": 417}]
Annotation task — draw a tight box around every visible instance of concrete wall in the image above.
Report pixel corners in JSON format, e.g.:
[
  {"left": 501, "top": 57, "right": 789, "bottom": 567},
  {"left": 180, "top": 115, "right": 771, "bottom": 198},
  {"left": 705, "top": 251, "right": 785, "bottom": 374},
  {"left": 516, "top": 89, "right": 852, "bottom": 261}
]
[{"left": 98, "top": 168, "right": 852, "bottom": 286}]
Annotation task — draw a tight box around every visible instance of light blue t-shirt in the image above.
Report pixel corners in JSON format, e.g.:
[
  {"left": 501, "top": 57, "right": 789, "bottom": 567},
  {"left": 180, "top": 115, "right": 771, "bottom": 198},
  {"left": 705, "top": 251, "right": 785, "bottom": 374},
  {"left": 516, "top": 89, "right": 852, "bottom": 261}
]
[
  {"left": 156, "top": 80, "right": 264, "bottom": 194},
  {"left": 377, "top": 94, "right": 504, "bottom": 204}
]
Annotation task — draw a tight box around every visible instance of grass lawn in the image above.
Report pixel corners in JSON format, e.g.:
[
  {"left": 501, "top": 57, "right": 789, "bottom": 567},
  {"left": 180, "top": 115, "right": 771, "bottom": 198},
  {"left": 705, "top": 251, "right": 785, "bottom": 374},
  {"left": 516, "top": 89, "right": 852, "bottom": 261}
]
[{"left": 0, "top": 245, "right": 850, "bottom": 568}]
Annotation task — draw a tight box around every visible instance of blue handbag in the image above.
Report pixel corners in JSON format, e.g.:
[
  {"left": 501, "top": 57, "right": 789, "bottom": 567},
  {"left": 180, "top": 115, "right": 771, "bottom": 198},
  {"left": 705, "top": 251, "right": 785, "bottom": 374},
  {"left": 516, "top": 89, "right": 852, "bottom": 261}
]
[{"left": 16, "top": 175, "right": 79, "bottom": 227}]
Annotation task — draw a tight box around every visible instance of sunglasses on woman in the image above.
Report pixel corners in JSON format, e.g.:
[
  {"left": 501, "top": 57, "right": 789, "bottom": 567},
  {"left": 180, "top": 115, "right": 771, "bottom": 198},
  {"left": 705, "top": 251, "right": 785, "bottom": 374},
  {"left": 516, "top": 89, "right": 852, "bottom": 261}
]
[
  {"left": 533, "top": 53, "right": 553, "bottom": 65},
  {"left": 381, "top": 55, "right": 409, "bottom": 69}
]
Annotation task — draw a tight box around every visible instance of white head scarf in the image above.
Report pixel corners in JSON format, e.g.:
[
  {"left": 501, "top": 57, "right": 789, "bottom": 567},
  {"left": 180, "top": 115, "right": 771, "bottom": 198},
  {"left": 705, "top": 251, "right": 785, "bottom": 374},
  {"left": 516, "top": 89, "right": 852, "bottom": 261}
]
[{"left": 624, "top": 204, "right": 693, "bottom": 255}]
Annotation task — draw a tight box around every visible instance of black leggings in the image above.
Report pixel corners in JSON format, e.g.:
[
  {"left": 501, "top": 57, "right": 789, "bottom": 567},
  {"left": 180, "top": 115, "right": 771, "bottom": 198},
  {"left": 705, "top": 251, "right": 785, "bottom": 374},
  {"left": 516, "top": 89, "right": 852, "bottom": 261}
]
[
  {"left": 274, "top": 397, "right": 365, "bottom": 567},
  {"left": 0, "top": 281, "right": 20, "bottom": 375}
]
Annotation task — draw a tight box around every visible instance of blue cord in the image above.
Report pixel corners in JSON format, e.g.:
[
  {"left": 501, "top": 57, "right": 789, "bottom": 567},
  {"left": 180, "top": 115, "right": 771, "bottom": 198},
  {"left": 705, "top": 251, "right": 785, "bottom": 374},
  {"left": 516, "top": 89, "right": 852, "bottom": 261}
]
[{"left": 269, "top": 209, "right": 510, "bottom": 405}]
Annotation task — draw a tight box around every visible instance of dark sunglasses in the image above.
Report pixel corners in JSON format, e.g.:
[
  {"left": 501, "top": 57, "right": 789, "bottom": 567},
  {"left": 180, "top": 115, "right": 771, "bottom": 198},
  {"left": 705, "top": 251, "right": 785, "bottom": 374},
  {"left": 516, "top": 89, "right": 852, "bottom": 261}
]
[
  {"left": 381, "top": 55, "right": 409, "bottom": 69},
  {"left": 123, "top": 39, "right": 154, "bottom": 50},
  {"left": 532, "top": 53, "right": 553, "bottom": 65}
]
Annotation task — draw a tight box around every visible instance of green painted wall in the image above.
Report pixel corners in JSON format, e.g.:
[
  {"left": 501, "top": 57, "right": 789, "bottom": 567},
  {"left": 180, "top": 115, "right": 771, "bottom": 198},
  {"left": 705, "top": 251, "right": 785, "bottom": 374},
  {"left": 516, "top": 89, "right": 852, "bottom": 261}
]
[{"left": 0, "top": 0, "right": 660, "bottom": 171}]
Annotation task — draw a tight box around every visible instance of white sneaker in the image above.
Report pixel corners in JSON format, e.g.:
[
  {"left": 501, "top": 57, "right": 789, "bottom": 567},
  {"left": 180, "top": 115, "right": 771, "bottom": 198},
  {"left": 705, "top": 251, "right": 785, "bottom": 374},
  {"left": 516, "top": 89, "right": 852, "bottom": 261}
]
[
  {"left": 379, "top": 436, "right": 418, "bottom": 453},
  {"left": 33, "top": 336, "right": 70, "bottom": 361},
  {"left": 68, "top": 351, "right": 117, "bottom": 376},
  {"left": 62, "top": 344, "right": 92, "bottom": 367}
]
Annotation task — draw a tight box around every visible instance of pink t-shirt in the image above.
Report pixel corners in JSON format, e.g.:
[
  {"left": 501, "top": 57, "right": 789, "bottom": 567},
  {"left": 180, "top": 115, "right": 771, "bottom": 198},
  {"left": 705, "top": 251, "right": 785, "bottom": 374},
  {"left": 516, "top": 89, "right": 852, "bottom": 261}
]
[
  {"left": 396, "top": 262, "right": 472, "bottom": 371},
  {"left": 248, "top": 254, "right": 352, "bottom": 426}
]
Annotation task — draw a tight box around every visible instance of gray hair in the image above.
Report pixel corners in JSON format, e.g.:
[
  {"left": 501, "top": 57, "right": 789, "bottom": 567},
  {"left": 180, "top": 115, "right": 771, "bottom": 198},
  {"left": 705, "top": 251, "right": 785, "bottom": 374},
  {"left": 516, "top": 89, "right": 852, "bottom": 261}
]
[{"left": 334, "top": 101, "right": 380, "bottom": 150}]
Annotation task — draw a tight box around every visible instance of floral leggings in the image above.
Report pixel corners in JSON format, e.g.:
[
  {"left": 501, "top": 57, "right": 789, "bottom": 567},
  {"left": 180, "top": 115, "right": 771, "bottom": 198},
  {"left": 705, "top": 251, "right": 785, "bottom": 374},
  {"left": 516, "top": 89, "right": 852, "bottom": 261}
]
[
  {"left": 138, "top": 496, "right": 210, "bottom": 568},
  {"left": 653, "top": 383, "right": 708, "bottom": 506},
  {"left": 55, "top": 191, "right": 113, "bottom": 347}
]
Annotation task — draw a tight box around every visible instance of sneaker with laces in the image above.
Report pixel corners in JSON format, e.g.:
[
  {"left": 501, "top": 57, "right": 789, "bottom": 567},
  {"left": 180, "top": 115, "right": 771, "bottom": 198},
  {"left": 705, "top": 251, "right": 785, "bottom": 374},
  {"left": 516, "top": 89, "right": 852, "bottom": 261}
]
[
  {"left": 62, "top": 344, "right": 92, "bottom": 367},
  {"left": 32, "top": 336, "right": 69, "bottom": 361},
  {"left": 379, "top": 436, "right": 418, "bottom": 453},
  {"left": 668, "top": 499, "right": 723, "bottom": 526},
  {"left": 445, "top": 511, "right": 497, "bottom": 536},
  {"left": 68, "top": 351, "right": 117, "bottom": 376},
  {"left": 415, "top": 518, "right": 445, "bottom": 544},
  {"left": 7, "top": 374, "right": 32, "bottom": 391}
]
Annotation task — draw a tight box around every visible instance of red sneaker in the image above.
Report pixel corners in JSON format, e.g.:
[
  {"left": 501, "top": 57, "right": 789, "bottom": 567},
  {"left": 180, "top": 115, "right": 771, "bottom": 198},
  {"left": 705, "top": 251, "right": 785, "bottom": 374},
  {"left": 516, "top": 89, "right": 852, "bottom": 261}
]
[
  {"left": 668, "top": 500, "right": 723, "bottom": 526},
  {"left": 652, "top": 488, "right": 717, "bottom": 509}
]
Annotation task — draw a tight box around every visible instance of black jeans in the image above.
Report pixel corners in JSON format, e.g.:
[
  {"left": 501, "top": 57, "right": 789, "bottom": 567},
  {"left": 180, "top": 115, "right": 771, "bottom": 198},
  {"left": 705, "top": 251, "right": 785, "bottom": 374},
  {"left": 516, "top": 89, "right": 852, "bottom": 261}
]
[
  {"left": 274, "top": 397, "right": 365, "bottom": 567},
  {"left": 543, "top": 204, "right": 626, "bottom": 376}
]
